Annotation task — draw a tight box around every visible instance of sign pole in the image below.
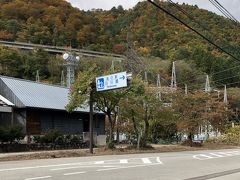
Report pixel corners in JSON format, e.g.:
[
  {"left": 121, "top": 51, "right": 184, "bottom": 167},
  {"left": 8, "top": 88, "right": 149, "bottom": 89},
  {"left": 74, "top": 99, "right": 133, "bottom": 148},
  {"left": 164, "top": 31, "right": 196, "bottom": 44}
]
[{"left": 89, "top": 84, "right": 94, "bottom": 154}]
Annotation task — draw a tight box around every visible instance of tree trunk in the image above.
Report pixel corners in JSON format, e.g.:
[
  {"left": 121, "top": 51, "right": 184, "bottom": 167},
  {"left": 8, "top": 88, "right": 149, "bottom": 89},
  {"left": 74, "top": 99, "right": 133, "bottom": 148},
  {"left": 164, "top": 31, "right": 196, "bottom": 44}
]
[
  {"left": 131, "top": 109, "right": 140, "bottom": 148},
  {"left": 131, "top": 110, "right": 138, "bottom": 137},
  {"left": 188, "top": 132, "right": 193, "bottom": 147},
  {"left": 115, "top": 113, "right": 119, "bottom": 144},
  {"left": 107, "top": 113, "right": 114, "bottom": 143},
  {"left": 141, "top": 106, "right": 149, "bottom": 147}
]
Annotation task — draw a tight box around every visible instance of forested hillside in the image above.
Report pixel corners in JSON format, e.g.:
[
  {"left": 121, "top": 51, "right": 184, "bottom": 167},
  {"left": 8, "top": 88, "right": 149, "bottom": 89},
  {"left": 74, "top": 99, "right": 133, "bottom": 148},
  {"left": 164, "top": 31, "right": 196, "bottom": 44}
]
[{"left": 0, "top": 0, "right": 239, "bottom": 87}]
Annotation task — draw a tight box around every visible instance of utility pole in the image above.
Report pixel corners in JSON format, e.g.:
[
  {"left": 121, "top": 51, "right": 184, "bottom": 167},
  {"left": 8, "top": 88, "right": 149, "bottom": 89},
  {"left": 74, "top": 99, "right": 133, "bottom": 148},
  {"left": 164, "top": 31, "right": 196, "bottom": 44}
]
[
  {"left": 157, "top": 74, "right": 161, "bottom": 100},
  {"left": 61, "top": 70, "right": 65, "bottom": 86},
  {"left": 171, "top": 61, "right": 177, "bottom": 90},
  {"left": 185, "top": 84, "right": 188, "bottom": 95},
  {"left": 89, "top": 83, "right": 94, "bottom": 154},
  {"left": 126, "top": 29, "right": 147, "bottom": 75},
  {"left": 111, "top": 60, "right": 115, "bottom": 72},
  {"left": 36, "top": 70, "right": 40, "bottom": 82},
  {"left": 205, "top": 75, "right": 211, "bottom": 93},
  {"left": 144, "top": 71, "right": 148, "bottom": 84},
  {"left": 111, "top": 59, "right": 122, "bottom": 73},
  {"left": 115, "top": 106, "right": 120, "bottom": 143},
  {"left": 224, "top": 85, "right": 228, "bottom": 104}
]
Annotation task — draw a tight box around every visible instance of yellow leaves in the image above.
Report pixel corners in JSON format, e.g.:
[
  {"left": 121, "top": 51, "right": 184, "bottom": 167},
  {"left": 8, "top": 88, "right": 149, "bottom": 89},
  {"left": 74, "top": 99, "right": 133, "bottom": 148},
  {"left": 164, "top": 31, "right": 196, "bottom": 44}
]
[{"left": 138, "top": 46, "right": 151, "bottom": 55}]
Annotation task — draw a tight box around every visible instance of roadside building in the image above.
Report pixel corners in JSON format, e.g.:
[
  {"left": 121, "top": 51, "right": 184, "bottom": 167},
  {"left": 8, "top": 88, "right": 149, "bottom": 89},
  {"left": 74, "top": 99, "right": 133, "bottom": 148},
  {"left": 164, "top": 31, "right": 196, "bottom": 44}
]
[{"left": 0, "top": 76, "right": 105, "bottom": 138}]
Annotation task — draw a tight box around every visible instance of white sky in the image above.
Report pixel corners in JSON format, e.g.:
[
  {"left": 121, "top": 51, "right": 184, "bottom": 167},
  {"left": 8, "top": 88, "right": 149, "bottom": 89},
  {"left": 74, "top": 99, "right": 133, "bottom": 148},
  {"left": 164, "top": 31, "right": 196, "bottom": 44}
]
[{"left": 66, "top": 0, "right": 240, "bottom": 21}]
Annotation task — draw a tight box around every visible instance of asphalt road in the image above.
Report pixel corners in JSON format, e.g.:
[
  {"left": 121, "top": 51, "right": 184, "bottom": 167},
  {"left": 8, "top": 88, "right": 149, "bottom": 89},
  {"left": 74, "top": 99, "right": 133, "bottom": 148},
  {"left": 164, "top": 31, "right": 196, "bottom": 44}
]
[{"left": 0, "top": 148, "right": 240, "bottom": 180}]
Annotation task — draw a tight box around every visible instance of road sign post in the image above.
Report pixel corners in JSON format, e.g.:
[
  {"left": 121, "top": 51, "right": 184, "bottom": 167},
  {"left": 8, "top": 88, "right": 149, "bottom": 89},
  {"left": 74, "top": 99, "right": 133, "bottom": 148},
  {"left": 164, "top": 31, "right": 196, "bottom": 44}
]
[{"left": 95, "top": 71, "right": 131, "bottom": 150}]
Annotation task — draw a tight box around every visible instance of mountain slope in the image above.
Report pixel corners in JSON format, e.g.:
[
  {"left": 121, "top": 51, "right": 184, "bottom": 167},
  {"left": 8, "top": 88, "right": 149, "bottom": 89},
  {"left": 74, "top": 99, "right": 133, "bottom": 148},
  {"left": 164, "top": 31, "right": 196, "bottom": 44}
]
[{"left": 0, "top": 0, "right": 240, "bottom": 86}]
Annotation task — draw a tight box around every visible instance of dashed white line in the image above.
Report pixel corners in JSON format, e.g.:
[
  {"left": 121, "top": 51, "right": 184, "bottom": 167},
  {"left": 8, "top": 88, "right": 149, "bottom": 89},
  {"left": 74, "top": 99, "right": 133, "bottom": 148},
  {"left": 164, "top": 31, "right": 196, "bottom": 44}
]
[
  {"left": 25, "top": 176, "right": 51, "bottom": 180},
  {"left": 51, "top": 165, "right": 115, "bottom": 171},
  {"left": 94, "top": 161, "right": 104, "bottom": 164},
  {"left": 193, "top": 151, "right": 240, "bottom": 160},
  {"left": 0, "top": 163, "right": 85, "bottom": 172},
  {"left": 63, "top": 171, "right": 86, "bottom": 176},
  {"left": 97, "top": 163, "right": 163, "bottom": 172},
  {"left": 142, "top": 158, "right": 151, "bottom": 164},
  {"left": 209, "top": 153, "right": 224, "bottom": 157},
  {"left": 120, "top": 159, "right": 128, "bottom": 164},
  {"left": 218, "top": 152, "right": 236, "bottom": 156},
  {"left": 156, "top": 157, "right": 163, "bottom": 164}
]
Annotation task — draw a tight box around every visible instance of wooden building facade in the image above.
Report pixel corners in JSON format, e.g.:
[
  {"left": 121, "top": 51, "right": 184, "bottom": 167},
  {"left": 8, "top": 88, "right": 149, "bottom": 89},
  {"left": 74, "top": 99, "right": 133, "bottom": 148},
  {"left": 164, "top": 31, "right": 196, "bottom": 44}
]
[{"left": 0, "top": 76, "right": 105, "bottom": 136}]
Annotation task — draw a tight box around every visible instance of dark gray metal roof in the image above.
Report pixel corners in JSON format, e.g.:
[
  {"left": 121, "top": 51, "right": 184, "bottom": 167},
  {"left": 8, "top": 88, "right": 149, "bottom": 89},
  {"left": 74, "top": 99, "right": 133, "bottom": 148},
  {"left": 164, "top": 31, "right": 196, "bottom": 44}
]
[{"left": 0, "top": 76, "right": 89, "bottom": 112}]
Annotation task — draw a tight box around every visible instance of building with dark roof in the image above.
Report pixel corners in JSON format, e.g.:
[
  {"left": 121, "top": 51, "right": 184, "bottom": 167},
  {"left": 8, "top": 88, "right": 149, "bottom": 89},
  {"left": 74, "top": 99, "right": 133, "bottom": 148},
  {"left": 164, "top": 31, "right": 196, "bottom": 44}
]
[{"left": 0, "top": 76, "right": 105, "bottom": 136}]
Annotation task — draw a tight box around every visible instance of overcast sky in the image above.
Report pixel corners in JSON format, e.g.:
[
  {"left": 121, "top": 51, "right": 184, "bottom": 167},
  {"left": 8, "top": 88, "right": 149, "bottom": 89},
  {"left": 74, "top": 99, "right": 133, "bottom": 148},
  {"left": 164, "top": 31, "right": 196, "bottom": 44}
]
[{"left": 66, "top": 0, "right": 240, "bottom": 21}]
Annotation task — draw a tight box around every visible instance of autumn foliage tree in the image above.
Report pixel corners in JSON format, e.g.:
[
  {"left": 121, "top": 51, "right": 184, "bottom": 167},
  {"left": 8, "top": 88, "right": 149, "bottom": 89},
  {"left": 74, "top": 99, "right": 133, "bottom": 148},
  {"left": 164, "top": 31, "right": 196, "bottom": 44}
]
[{"left": 173, "top": 91, "right": 233, "bottom": 143}]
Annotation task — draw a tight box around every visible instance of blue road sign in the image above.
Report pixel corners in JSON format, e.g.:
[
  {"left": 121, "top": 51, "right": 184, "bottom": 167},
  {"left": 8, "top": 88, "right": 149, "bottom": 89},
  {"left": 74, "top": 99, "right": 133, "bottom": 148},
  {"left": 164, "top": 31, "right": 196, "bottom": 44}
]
[{"left": 96, "top": 71, "right": 127, "bottom": 91}]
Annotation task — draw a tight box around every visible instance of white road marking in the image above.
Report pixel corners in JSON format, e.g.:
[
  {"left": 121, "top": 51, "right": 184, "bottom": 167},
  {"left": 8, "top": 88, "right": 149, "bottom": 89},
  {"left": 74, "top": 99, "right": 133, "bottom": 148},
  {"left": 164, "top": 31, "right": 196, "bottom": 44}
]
[
  {"left": 193, "top": 154, "right": 214, "bottom": 160},
  {"left": 97, "top": 163, "right": 163, "bottom": 172},
  {"left": 0, "top": 156, "right": 163, "bottom": 172},
  {"left": 0, "top": 163, "right": 85, "bottom": 172},
  {"left": 193, "top": 151, "right": 240, "bottom": 160},
  {"left": 63, "top": 171, "right": 86, "bottom": 176},
  {"left": 218, "top": 151, "right": 240, "bottom": 156},
  {"left": 120, "top": 159, "right": 128, "bottom": 164},
  {"left": 94, "top": 161, "right": 104, "bottom": 164},
  {"left": 209, "top": 153, "right": 224, "bottom": 157},
  {"left": 229, "top": 151, "right": 240, "bottom": 155},
  {"left": 156, "top": 157, "right": 163, "bottom": 164},
  {"left": 142, "top": 158, "right": 152, "bottom": 164},
  {"left": 51, "top": 165, "right": 115, "bottom": 171},
  {"left": 25, "top": 176, "right": 51, "bottom": 180}
]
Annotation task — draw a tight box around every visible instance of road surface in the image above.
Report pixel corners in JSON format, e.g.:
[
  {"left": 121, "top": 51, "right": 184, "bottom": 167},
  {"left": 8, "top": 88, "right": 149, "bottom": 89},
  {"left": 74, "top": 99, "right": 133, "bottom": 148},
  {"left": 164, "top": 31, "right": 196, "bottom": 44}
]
[{"left": 0, "top": 148, "right": 240, "bottom": 180}]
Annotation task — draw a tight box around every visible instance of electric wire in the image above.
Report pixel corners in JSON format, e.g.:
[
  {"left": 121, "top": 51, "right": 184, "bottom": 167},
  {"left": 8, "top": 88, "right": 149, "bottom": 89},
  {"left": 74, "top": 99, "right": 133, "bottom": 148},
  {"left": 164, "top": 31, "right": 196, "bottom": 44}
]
[
  {"left": 177, "top": 63, "right": 240, "bottom": 87},
  {"left": 212, "top": 74, "right": 240, "bottom": 83},
  {"left": 147, "top": 0, "right": 240, "bottom": 91},
  {"left": 164, "top": 0, "right": 240, "bottom": 87},
  {"left": 147, "top": 0, "right": 240, "bottom": 62},
  {"left": 214, "top": 0, "right": 239, "bottom": 23},
  {"left": 209, "top": 0, "right": 239, "bottom": 23},
  {"left": 209, "top": 0, "right": 235, "bottom": 21},
  {"left": 167, "top": 0, "right": 209, "bottom": 31},
  {"left": 214, "top": 80, "right": 240, "bottom": 87}
]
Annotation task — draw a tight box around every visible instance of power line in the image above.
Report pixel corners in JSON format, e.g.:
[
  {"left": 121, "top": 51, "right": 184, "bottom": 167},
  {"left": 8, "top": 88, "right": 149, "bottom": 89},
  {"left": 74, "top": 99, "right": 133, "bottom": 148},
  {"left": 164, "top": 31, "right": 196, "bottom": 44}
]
[
  {"left": 157, "top": 0, "right": 240, "bottom": 87},
  {"left": 147, "top": 0, "right": 240, "bottom": 62},
  {"left": 209, "top": 0, "right": 239, "bottom": 24},
  {"left": 212, "top": 74, "right": 240, "bottom": 83},
  {"left": 209, "top": 0, "right": 235, "bottom": 21},
  {"left": 165, "top": 0, "right": 240, "bottom": 87},
  {"left": 178, "top": 63, "right": 240, "bottom": 87},
  {"left": 214, "top": 80, "right": 240, "bottom": 87},
  {"left": 210, "top": 64, "right": 240, "bottom": 76},
  {"left": 167, "top": 0, "right": 208, "bottom": 31}
]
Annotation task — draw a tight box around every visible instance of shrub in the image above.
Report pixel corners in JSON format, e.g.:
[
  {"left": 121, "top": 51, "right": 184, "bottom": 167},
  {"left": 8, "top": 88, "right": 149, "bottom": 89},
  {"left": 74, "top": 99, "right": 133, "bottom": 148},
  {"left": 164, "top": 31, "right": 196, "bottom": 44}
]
[
  {"left": 107, "top": 141, "right": 115, "bottom": 149},
  {"left": 205, "top": 126, "right": 240, "bottom": 146},
  {"left": 0, "top": 126, "right": 25, "bottom": 143},
  {"left": 70, "top": 135, "right": 82, "bottom": 146},
  {"left": 43, "top": 129, "right": 63, "bottom": 144}
]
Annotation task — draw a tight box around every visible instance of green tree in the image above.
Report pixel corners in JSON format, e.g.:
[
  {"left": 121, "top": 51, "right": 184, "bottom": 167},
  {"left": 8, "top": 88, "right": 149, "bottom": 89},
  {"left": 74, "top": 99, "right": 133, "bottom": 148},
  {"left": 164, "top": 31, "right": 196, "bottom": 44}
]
[
  {"left": 0, "top": 46, "right": 23, "bottom": 77},
  {"left": 173, "top": 91, "right": 208, "bottom": 142},
  {"left": 66, "top": 66, "right": 130, "bottom": 147}
]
